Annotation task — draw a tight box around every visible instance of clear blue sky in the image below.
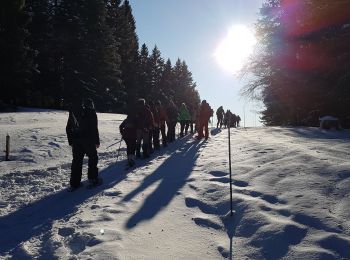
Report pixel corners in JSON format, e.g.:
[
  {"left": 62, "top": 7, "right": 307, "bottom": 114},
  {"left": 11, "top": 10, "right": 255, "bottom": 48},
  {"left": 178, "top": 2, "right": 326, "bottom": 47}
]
[{"left": 129, "top": 0, "right": 263, "bottom": 127}]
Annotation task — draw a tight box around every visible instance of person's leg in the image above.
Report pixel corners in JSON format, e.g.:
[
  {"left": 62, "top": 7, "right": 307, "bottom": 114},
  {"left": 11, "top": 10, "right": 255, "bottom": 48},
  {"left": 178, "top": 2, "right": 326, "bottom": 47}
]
[
  {"left": 142, "top": 130, "right": 150, "bottom": 158},
  {"left": 149, "top": 130, "right": 154, "bottom": 154},
  {"left": 166, "top": 121, "right": 171, "bottom": 142},
  {"left": 204, "top": 122, "right": 209, "bottom": 139},
  {"left": 124, "top": 138, "right": 133, "bottom": 166},
  {"left": 153, "top": 127, "right": 160, "bottom": 149},
  {"left": 168, "top": 122, "right": 175, "bottom": 142},
  {"left": 70, "top": 143, "right": 85, "bottom": 188},
  {"left": 172, "top": 122, "right": 177, "bottom": 141},
  {"left": 185, "top": 120, "right": 189, "bottom": 135},
  {"left": 160, "top": 124, "right": 167, "bottom": 146},
  {"left": 197, "top": 121, "right": 204, "bottom": 139},
  {"left": 136, "top": 129, "right": 142, "bottom": 158},
  {"left": 180, "top": 121, "right": 185, "bottom": 137},
  {"left": 86, "top": 143, "right": 98, "bottom": 180}
]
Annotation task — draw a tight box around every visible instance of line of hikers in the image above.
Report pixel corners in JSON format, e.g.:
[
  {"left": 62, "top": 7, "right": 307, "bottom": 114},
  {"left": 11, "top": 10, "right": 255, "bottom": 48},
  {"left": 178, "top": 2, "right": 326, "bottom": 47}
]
[
  {"left": 119, "top": 98, "right": 213, "bottom": 168},
  {"left": 216, "top": 106, "right": 241, "bottom": 129},
  {"left": 65, "top": 98, "right": 213, "bottom": 190}
]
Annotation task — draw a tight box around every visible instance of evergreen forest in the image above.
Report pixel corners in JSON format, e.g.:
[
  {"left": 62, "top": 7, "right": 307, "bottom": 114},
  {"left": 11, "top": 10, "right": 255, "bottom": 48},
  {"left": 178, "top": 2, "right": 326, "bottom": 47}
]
[
  {"left": 0, "top": 0, "right": 200, "bottom": 112},
  {"left": 244, "top": 0, "right": 350, "bottom": 127},
  {"left": 2, "top": 0, "right": 350, "bottom": 128}
]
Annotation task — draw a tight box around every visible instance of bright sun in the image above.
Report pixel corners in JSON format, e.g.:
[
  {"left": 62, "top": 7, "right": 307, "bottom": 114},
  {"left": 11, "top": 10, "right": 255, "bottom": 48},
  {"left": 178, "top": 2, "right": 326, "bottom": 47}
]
[{"left": 215, "top": 25, "right": 257, "bottom": 73}]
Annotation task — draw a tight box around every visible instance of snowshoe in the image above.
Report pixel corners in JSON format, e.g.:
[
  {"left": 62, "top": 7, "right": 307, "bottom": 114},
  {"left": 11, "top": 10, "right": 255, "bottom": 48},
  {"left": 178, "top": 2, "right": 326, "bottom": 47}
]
[{"left": 124, "top": 159, "right": 136, "bottom": 170}]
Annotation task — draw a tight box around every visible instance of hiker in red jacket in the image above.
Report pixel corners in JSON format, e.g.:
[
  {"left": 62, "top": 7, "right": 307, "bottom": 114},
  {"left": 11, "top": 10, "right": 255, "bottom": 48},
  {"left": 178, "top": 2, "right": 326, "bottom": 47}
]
[{"left": 197, "top": 100, "right": 212, "bottom": 140}]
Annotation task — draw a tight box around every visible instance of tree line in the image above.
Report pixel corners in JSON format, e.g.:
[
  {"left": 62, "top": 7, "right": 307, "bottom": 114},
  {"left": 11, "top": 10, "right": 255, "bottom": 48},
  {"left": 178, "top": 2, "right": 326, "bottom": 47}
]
[
  {"left": 243, "top": 0, "right": 350, "bottom": 127},
  {"left": 0, "top": 0, "right": 200, "bottom": 112}
]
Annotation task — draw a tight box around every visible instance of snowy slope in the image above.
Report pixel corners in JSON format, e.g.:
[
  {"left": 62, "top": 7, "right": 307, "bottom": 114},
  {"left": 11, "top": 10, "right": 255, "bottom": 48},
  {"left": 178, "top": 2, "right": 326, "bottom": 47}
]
[{"left": 1, "top": 110, "right": 350, "bottom": 259}]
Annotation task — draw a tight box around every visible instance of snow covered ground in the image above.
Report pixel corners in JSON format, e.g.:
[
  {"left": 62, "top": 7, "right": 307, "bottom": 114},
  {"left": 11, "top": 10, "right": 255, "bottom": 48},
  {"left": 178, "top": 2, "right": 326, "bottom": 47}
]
[{"left": 1, "top": 109, "right": 350, "bottom": 259}]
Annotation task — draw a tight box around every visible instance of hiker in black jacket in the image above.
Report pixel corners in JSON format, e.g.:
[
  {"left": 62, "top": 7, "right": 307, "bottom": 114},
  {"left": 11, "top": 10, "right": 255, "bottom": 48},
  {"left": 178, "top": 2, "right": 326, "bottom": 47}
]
[
  {"left": 120, "top": 104, "right": 137, "bottom": 167},
  {"left": 66, "top": 98, "right": 101, "bottom": 190}
]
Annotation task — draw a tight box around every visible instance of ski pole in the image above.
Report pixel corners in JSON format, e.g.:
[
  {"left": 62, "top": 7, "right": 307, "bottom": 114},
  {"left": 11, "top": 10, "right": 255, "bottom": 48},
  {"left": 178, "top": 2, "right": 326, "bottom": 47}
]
[
  {"left": 228, "top": 118, "right": 233, "bottom": 216},
  {"left": 115, "top": 139, "right": 123, "bottom": 161},
  {"left": 106, "top": 139, "right": 123, "bottom": 150}
]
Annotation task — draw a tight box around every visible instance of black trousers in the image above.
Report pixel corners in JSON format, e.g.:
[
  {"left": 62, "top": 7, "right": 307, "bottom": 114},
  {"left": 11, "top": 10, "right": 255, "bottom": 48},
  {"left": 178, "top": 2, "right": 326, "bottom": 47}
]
[
  {"left": 153, "top": 127, "right": 160, "bottom": 149},
  {"left": 167, "top": 121, "right": 176, "bottom": 142},
  {"left": 149, "top": 130, "right": 154, "bottom": 152},
  {"left": 217, "top": 116, "right": 223, "bottom": 128},
  {"left": 160, "top": 124, "right": 167, "bottom": 145},
  {"left": 70, "top": 141, "right": 98, "bottom": 188},
  {"left": 124, "top": 137, "right": 136, "bottom": 156},
  {"left": 180, "top": 120, "right": 190, "bottom": 136},
  {"left": 136, "top": 129, "right": 150, "bottom": 157}
]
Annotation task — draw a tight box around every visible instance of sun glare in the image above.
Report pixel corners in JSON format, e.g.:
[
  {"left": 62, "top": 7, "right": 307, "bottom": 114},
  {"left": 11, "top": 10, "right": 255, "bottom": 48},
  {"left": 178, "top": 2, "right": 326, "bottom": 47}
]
[{"left": 215, "top": 25, "right": 257, "bottom": 73}]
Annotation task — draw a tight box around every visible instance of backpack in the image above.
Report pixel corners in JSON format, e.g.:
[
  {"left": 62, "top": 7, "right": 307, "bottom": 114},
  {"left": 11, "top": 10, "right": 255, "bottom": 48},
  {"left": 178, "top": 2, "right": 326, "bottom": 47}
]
[{"left": 69, "top": 110, "right": 84, "bottom": 138}]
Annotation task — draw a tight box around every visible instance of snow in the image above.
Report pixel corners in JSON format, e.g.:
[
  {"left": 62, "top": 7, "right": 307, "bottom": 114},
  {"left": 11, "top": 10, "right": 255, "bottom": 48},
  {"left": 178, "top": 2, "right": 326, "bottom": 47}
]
[{"left": 1, "top": 110, "right": 350, "bottom": 259}]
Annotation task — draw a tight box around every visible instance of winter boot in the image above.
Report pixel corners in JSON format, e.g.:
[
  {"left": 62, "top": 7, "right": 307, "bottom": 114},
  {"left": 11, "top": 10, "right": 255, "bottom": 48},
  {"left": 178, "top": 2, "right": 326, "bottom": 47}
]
[{"left": 88, "top": 177, "right": 103, "bottom": 188}]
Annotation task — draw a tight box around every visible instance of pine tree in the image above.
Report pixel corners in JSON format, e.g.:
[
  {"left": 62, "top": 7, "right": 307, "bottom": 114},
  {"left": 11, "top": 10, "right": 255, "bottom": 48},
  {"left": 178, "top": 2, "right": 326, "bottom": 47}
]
[
  {"left": 114, "top": 0, "right": 139, "bottom": 106},
  {"left": 159, "top": 58, "right": 174, "bottom": 102},
  {"left": 137, "top": 43, "right": 152, "bottom": 100},
  {"left": 244, "top": 0, "right": 350, "bottom": 126},
  {"left": 172, "top": 59, "right": 189, "bottom": 105},
  {"left": 83, "top": 0, "right": 123, "bottom": 112},
  {"left": 0, "top": 0, "right": 33, "bottom": 106},
  {"left": 148, "top": 45, "right": 164, "bottom": 101},
  {"left": 26, "top": 0, "right": 57, "bottom": 107},
  {"left": 54, "top": 0, "right": 123, "bottom": 111},
  {"left": 54, "top": 0, "right": 89, "bottom": 104}
]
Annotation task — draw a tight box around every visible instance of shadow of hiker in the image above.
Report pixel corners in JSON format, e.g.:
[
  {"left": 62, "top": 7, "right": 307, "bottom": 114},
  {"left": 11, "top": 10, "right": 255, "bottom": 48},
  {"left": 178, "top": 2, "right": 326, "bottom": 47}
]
[
  {"left": 0, "top": 161, "right": 130, "bottom": 255},
  {"left": 123, "top": 138, "right": 204, "bottom": 229},
  {"left": 210, "top": 128, "right": 222, "bottom": 136}
]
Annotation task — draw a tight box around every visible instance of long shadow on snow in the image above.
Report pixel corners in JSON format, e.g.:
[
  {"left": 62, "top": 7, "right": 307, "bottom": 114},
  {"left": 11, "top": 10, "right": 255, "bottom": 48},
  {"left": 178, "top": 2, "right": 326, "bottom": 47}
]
[
  {"left": 123, "top": 137, "right": 204, "bottom": 229},
  {"left": 0, "top": 160, "right": 131, "bottom": 255}
]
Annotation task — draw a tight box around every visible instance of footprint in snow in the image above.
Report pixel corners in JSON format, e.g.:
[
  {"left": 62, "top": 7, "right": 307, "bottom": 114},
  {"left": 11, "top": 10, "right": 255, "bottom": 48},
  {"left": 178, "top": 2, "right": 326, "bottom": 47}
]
[
  {"left": 318, "top": 234, "right": 350, "bottom": 259},
  {"left": 232, "top": 180, "right": 249, "bottom": 187},
  {"left": 185, "top": 197, "right": 228, "bottom": 215},
  {"left": 261, "top": 194, "right": 286, "bottom": 205},
  {"left": 293, "top": 213, "right": 342, "bottom": 233},
  {"left": 193, "top": 217, "right": 222, "bottom": 230},
  {"left": 58, "top": 227, "right": 75, "bottom": 237},
  {"left": 188, "top": 184, "right": 199, "bottom": 191},
  {"left": 20, "top": 148, "right": 33, "bottom": 153},
  {"left": 209, "top": 171, "right": 227, "bottom": 177},
  {"left": 48, "top": 141, "right": 60, "bottom": 148},
  {"left": 66, "top": 232, "right": 102, "bottom": 254},
  {"left": 91, "top": 204, "right": 101, "bottom": 210}
]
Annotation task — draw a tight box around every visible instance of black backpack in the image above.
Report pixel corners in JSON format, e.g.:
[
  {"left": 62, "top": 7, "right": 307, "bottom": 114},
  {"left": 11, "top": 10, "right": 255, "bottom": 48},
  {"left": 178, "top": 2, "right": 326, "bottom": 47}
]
[{"left": 69, "top": 110, "right": 85, "bottom": 138}]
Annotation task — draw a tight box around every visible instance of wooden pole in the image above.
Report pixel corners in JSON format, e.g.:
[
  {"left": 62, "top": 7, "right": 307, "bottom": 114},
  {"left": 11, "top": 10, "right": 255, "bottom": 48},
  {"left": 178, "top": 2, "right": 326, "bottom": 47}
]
[
  {"left": 228, "top": 119, "right": 233, "bottom": 216},
  {"left": 5, "top": 134, "right": 10, "bottom": 161}
]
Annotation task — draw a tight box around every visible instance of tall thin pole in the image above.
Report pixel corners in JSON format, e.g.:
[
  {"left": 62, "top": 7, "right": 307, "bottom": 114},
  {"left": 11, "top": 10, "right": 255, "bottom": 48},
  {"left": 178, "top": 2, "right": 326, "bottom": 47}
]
[
  {"left": 228, "top": 119, "right": 233, "bottom": 216},
  {"left": 5, "top": 134, "right": 10, "bottom": 161}
]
